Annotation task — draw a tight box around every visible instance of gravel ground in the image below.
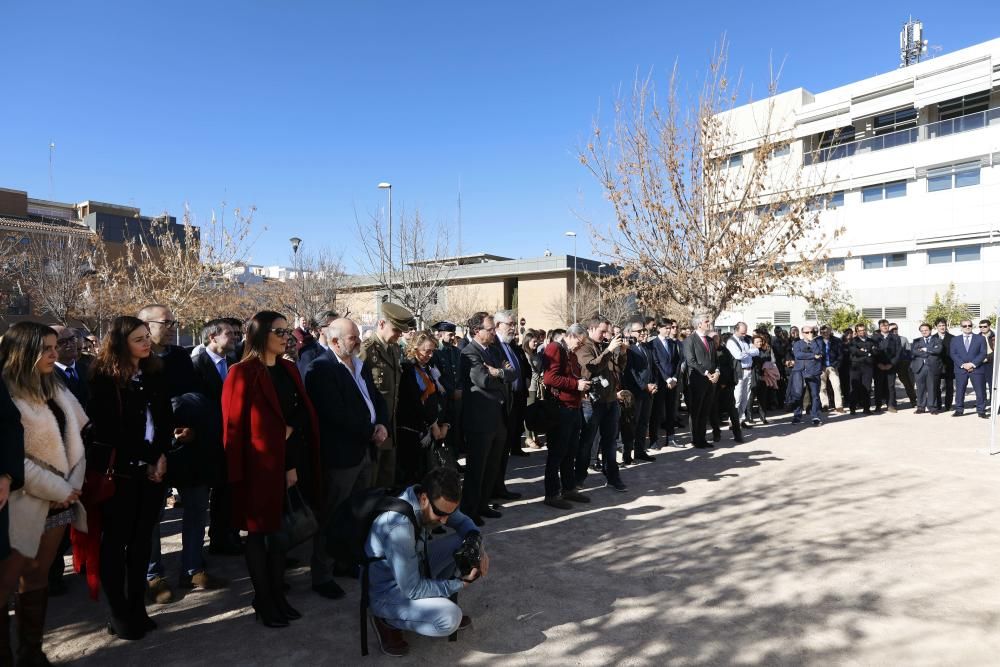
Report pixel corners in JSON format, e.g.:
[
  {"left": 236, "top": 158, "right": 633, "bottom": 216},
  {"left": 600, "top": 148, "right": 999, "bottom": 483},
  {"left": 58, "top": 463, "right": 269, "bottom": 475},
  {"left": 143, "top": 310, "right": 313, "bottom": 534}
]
[{"left": 41, "top": 403, "right": 999, "bottom": 666}]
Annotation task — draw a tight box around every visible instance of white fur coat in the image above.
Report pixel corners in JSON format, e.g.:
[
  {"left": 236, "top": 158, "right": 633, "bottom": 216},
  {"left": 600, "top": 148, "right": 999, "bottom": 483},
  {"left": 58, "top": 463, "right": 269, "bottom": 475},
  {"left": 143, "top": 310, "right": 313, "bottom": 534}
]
[{"left": 9, "top": 386, "right": 87, "bottom": 557}]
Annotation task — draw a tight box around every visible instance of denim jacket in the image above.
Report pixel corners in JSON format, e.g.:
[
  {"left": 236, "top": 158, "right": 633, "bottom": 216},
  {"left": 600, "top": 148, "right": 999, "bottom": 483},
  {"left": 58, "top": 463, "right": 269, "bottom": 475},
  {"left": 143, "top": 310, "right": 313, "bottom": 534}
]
[{"left": 365, "top": 486, "right": 477, "bottom": 602}]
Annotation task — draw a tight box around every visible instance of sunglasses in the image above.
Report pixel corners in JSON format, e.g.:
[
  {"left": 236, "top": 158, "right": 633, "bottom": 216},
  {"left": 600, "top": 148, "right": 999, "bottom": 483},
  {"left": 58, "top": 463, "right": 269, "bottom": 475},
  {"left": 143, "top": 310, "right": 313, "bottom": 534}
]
[
  {"left": 271, "top": 327, "right": 294, "bottom": 337},
  {"left": 428, "top": 498, "right": 454, "bottom": 518},
  {"left": 961, "top": 325, "right": 974, "bottom": 329},
  {"left": 980, "top": 325, "right": 990, "bottom": 329},
  {"left": 148, "top": 319, "right": 178, "bottom": 328}
]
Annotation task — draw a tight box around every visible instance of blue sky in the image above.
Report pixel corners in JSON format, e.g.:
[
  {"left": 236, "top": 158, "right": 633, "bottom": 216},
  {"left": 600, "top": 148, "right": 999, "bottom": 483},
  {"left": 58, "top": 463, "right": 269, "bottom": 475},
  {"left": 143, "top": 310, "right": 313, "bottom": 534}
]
[{"left": 3, "top": 2, "right": 999, "bottom": 270}]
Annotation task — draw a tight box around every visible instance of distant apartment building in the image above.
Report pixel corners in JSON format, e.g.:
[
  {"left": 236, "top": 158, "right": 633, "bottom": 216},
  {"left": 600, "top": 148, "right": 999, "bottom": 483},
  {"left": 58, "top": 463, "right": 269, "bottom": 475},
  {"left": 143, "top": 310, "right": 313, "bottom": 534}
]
[{"left": 717, "top": 36, "right": 1000, "bottom": 333}]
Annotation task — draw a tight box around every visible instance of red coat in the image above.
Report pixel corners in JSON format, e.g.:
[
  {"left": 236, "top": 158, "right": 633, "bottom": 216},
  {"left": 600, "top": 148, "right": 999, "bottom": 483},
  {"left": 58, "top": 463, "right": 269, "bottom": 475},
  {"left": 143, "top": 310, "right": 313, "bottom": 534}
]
[{"left": 222, "top": 357, "right": 321, "bottom": 533}]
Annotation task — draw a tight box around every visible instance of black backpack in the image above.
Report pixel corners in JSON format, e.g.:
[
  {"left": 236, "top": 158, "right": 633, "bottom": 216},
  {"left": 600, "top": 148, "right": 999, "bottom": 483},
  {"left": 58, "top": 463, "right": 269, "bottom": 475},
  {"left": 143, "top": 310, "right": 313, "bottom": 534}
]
[{"left": 326, "top": 487, "right": 420, "bottom": 656}]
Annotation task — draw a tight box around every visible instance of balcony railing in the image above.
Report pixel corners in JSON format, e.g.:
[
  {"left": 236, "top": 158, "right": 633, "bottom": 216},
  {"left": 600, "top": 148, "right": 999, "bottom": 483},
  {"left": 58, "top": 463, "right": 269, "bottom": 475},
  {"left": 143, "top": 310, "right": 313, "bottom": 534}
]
[{"left": 803, "top": 106, "right": 1000, "bottom": 165}]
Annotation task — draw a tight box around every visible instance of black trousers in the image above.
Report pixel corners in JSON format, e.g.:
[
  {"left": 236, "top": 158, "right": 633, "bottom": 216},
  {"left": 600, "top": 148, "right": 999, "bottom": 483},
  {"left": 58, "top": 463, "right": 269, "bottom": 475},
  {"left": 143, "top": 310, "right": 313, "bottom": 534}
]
[
  {"left": 937, "top": 369, "right": 955, "bottom": 411},
  {"left": 624, "top": 390, "right": 652, "bottom": 459},
  {"left": 715, "top": 383, "right": 741, "bottom": 436},
  {"left": 649, "top": 383, "right": 677, "bottom": 442},
  {"left": 208, "top": 483, "right": 237, "bottom": 546},
  {"left": 493, "top": 397, "right": 525, "bottom": 495},
  {"left": 850, "top": 365, "right": 873, "bottom": 411},
  {"left": 461, "top": 412, "right": 507, "bottom": 516},
  {"left": 545, "top": 406, "right": 581, "bottom": 497},
  {"left": 913, "top": 366, "right": 939, "bottom": 409},
  {"left": 101, "top": 473, "right": 165, "bottom": 622},
  {"left": 874, "top": 367, "right": 897, "bottom": 408},
  {"left": 688, "top": 374, "right": 716, "bottom": 444}
]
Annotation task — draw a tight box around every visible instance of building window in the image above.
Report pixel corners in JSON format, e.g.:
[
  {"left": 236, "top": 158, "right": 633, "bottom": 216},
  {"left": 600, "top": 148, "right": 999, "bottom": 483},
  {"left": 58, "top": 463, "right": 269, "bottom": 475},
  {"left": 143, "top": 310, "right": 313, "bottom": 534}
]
[
  {"left": 727, "top": 153, "right": 743, "bottom": 168},
  {"left": 927, "top": 245, "right": 981, "bottom": 263},
  {"left": 826, "top": 257, "right": 845, "bottom": 272},
  {"left": 863, "top": 255, "right": 884, "bottom": 269},
  {"left": 884, "top": 306, "right": 907, "bottom": 319},
  {"left": 927, "top": 163, "right": 981, "bottom": 191},
  {"left": 873, "top": 107, "right": 918, "bottom": 135},
  {"left": 965, "top": 304, "right": 982, "bottom": 318},
  {"left": 938, "top": 90, "right": 990, "bottom": 121},
  {"left": 804, "top": 309, "right": 817, "bottom": 320},
  {"left": 828, "top": 191, "right": 845, "bottom": 208},
  {"left": 862, "top": 307, "right": 883, "bottom": 320},
  {"left": 886, "top": 252, "right": 907, "bottom": 268},
  {"left": 771, "top": 144, "right": 791, "bottom": 158},
  {"left": 862, "top": 180, "right": 906, "bottom": 202},
  {"left": 773, "top": 311, "right": 791, "bottom": 325}
]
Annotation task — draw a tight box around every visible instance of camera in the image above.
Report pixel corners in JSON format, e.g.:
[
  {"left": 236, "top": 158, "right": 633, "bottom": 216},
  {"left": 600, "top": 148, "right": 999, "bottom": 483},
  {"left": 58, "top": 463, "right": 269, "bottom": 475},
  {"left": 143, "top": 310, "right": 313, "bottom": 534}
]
[
  {"left": 453, "top": 533, "right": 483, "bottom": 577},
  {"left": 587, "top": 376, "right": 610, "bottom": 402}
]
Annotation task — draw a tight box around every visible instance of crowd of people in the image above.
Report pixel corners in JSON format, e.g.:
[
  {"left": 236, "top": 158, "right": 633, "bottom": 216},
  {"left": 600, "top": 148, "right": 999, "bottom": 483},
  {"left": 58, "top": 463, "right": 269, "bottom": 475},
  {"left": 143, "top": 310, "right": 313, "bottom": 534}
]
[{"left": 0, "top": 303, "right": 994, "bottom": 661}]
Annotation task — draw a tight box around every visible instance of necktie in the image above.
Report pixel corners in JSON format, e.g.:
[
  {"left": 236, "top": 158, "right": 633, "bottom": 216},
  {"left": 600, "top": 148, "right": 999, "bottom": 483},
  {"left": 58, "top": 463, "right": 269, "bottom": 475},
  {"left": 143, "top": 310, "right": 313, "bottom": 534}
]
[
  {"left": 217, "top": 358, "right": 228, "bottom": 380},
  {"left": 700, "top": 335, "right": 709, "bottom": 352},
  {"left": 503, "top": 342, "right": 520, "bottom": 391},
  {"left": 65, "top": 366, "right": 77, "bottom": 383},
  {"left": 965, "top": 335, "right": 971, "bottom": 352}
]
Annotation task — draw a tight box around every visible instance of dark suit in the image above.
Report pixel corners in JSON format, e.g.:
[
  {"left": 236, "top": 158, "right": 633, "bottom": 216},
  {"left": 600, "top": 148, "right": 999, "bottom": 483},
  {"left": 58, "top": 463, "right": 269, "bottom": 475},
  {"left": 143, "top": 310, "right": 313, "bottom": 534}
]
[
  {"left": 649, "top": 336, "right": 680, "bottom": 442},
  {"left": 683, "top": 332, "right": 718, "bottom": 445},
  {"left": 936, "top": 331, "right": 955, "bottom": 410},
  {"left": 950, "top": 333, "right": 988, "bottom": 415},
  {"left": 0, "top": 381, "right": 24, "bottom": 560},
  {"left": 492, "top": 340, "right": 530, "bottom": 495},
  {"left": 297, "top": 340, "right": 333, "bottom": 382},
  {"left": 848, "top": 336, "right": 876, "bottom": 412},
  {"left": 872, "top": 332, "right": 903, "bottom": 409},
  {"left": 460, "top": 340, "right": 513, "bottom": 518},
  {"left": 305, "top": 353, "right": 388, "bottom": 585},
  {"left": 433, "top": 343, "right": 463, "bottom": 460},
  {"left": 193, "top": 350, "right": 241, "bottom": 549},
  {"left": 910, "top": 335, "right": 943, "bottom": 410},
  {"left": 623, "top": 342, "right": 655, "bottom": 458},
  {"left": 55, "top": 358, "right": 90, "bottom": 409},
  {"left": 792, "top": 339, "right": 822, "bottom": 420}
]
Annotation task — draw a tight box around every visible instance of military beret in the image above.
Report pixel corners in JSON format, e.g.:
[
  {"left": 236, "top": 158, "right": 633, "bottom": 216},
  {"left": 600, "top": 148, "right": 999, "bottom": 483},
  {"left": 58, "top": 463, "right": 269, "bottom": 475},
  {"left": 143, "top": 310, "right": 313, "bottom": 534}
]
[
  {"left": 431, "top": 321, "right": 456, "bottom": 333},
  {"left": 381, "top": 302, "right": 416, "bottom": 331}
]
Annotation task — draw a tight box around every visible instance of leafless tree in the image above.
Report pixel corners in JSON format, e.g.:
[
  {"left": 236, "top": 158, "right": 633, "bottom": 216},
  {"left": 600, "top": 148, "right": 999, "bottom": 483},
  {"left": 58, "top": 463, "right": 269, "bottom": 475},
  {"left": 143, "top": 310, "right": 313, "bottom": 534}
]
[
  {"left": 543, "top": 278, "right": 636, "bottom": 327},
  {"left": 282, "top": 245, "right": 347, "bottom": 323},
  {"left": 580, "top": 38, "right": 842, "bottom": 321},
  {"left": 14, "top": 231, "right": 99, "bottom": 324},
  {"left": 356, "top": 207, "right": 454, "bottom": 328}
]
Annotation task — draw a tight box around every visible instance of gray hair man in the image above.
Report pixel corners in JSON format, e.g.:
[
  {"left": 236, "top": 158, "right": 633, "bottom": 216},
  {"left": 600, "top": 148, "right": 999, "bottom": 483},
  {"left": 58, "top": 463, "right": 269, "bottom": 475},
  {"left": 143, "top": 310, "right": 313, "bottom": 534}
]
[{"left": 724, "top": 322, "right": 758, "bottom": 427}]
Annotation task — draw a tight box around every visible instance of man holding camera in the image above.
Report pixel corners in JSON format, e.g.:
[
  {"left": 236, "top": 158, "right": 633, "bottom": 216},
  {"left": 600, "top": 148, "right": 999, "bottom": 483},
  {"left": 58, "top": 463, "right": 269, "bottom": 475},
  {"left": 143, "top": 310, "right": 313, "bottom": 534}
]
[{"left": 367, "top": 467, "right": 488, "bottom": 657}]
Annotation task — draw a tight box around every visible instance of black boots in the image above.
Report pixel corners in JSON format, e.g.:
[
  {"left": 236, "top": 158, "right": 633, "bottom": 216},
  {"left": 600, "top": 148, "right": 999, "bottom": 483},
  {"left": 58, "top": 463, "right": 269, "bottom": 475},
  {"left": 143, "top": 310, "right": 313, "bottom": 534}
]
[
  {"left": 16, "top": 588, "right": 53, "bottom": 667},
  {"left": 245, "top": 535, "right": 289, "bottom": 628}
]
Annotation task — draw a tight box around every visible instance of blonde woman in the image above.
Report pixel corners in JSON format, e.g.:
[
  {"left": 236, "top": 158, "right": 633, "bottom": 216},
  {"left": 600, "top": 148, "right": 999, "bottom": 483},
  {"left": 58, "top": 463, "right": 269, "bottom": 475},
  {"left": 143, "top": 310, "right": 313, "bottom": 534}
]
[{"left": 0, "top": 322, "right": 87, "bottom": 665}]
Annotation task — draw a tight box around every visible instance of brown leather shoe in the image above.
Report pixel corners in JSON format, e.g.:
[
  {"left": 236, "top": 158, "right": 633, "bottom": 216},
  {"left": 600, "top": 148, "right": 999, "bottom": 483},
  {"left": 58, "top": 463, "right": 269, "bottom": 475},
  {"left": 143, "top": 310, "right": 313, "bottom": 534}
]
[
  {"left": 371, "top": 616, "right": 409, "bottom": 657},
  {"left": 146, "top": 576, "right": 175, "bottom": 604},
  {"left": 180, "top": 571, "right": 230, "bottom": 591}
]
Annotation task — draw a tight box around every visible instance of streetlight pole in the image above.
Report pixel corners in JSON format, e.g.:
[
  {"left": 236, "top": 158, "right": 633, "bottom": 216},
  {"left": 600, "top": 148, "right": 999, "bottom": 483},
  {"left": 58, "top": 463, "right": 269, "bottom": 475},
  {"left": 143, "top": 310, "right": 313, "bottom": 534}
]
[
  {"left": 598, "top": 263, "right": 607, "bottom": 315},
  {"left": 565, "top": 231, "right": 577, "bottom": 322},
  {"left": 378, "top": 182, "right": 392, "bottom": 291},
  {"left": 289, "top": 236, "right": 302, "bottom": 322}
]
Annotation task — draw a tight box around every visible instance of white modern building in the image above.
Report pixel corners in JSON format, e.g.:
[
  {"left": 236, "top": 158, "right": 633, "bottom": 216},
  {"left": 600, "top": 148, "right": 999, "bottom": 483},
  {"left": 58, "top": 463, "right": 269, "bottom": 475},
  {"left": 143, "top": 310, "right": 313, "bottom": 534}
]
[{"left": 719, "top": 35, "right": 1000, "bottom": 335}]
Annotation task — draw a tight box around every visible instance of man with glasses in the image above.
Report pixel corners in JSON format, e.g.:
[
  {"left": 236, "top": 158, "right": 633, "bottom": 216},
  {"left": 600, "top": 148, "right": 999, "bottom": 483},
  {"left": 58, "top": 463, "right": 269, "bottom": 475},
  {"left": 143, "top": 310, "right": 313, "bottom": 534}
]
[
  {"left": 791, "top": 326, "right": 824, "bottom": 425},
  {"left": 725, "top": 322, "right": 759, "bottom": 426},
  {"left": 816, "top": 326, "right": 845, "bottom": 413},
  {"left": 366, "top": 467, "right": 487, "bottom": 656},
  {"left": 889, "top": 323, "right": 918, "bottom": 407},
  {"left": 934, "top": 318, "right": 955, "bottom": 411},
  {"left": 848, "top": 323, "right": 876, "bottom": 415},
  {"left": 622, "top": 320, "right": 657, "bottom": 464},
  {"left": 650, "top": 319, "right": 682, "bottom": 448},
  {"left": 51, "top": 326, "right": 89, "bottom": 409},
  {"left": 491, "top": 310, "right": 530, "bottom": 505},
  {"left": 980, "top": 320, "right": 995, "bottom": 402},
  {"left": 949, "top": 320, "right": 988, "bottom": 418},
  {"left": 871, "top": 319, "right": 902, "bottom": 413}
]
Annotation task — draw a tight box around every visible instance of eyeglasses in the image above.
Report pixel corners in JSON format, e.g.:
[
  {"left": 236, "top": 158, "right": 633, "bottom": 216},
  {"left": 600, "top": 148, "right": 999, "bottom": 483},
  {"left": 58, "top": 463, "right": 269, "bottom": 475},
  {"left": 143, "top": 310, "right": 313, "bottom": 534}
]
[
  {"left": 147, "top": 319, "right": 178, "bottom": 328},
  {"left": 428, "top": 498, "right": 454, "bottom": 518},
  {"left": 801, "top": 329, "right": 813, "bottom": 334},
  {"left": 961, "top": 324, "right": 974, "bottom": 329},
  {"left": 56, "top": 338, "right": 77, "bottom": 348},
  {"left": 270, "top": 327, "right": 294, "bottom": 337},
  {"left": 980, "top": 325, "right": 990, "bottom": 329}
]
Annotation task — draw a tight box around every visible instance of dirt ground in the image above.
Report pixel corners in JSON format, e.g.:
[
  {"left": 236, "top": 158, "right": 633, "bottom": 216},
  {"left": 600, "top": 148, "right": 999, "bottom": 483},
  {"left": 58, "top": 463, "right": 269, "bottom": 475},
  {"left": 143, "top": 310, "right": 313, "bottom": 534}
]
[{"left": 44, "top": 405, "right": 1000, "bottom": 666}]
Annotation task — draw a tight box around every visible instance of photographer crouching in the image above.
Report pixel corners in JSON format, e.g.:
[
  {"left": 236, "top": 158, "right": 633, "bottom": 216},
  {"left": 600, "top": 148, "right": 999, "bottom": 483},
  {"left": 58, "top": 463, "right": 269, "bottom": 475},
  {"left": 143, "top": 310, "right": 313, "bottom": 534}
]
[{"left": 366, "top": 467, "right": 489, "bottom": 657}]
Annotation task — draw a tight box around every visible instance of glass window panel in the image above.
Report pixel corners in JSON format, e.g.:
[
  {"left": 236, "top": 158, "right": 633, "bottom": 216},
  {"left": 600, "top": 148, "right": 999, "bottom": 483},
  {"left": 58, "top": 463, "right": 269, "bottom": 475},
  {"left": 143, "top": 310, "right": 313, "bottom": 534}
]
[
  {"left": 955, "top": 245, "right": 981, "bottom": 262},
  {"left": 826, "top": 258, "right": 845, "bottom": 272},
  {"left": 862, "top": 186, "right": 883, "bottom": 203},
  {"left": 884, "top": 181, "right": 907, "bottom": 199},
  {"left": 771, "top": 144, "right": 790, "bottom": 157},
  {"left": 954, "top": 167, "right": 980, "bottom": 188},
  {"left": 886, "top": 253, "right": 907, "bottom": 268},
  {"left": 862, "top": 255, "right": 884, "bottom": 270},
  {"left": 728, "top": 153, "right": 743, "bottom": 168},
  {"left": 829, "top": 191, "right": 844, "bottom": 208},
  {"left": 927, "top": 174, "right": 952, "bottom": 192},
  {"left": 927, "top": 248, "right": 952, "bottom": 264}
]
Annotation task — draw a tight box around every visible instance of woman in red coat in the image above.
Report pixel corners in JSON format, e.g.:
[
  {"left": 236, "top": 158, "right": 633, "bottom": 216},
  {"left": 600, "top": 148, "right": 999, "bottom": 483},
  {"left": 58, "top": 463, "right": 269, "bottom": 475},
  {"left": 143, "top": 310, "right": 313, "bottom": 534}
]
[{"left": 222, "top": 311, "right": 320, "bottom": 628}]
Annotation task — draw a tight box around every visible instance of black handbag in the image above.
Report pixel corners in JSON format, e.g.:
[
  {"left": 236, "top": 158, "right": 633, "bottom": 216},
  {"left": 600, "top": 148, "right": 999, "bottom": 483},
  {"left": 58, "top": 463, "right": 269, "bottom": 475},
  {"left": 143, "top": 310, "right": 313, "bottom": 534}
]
[{"left": 272, "top": 486, "right": 318, "bottom": 551}]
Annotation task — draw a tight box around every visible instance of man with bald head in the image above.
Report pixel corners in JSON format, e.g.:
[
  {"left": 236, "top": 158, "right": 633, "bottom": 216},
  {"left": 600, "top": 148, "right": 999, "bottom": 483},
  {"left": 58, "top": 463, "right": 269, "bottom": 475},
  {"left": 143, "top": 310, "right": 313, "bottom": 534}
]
[
  {"left": 306, "top": 317, "right": 390, "bottom": 600},
  {"left": 51, "top": 326, "right": 90, "bottom": 409}
]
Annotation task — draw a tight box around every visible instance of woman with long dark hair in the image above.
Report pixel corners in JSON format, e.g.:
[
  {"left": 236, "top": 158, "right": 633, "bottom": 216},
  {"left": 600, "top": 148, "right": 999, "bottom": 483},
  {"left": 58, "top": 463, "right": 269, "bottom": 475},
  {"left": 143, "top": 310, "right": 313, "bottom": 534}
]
[
  {"left": 88, "top": 316, "right": 172, "bottom": 640},
  {"left": 222, "top": 311, "right": 320, "bottom": 628},
  {"left": 0, "top": 322, "right": 87, "bottom": 663}
]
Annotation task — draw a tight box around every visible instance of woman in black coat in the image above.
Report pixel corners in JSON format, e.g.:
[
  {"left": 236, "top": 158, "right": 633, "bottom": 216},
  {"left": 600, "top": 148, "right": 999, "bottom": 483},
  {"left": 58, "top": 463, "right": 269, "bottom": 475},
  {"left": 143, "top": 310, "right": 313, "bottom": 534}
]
[
  {"left": 396, "top": 332, "right": 450, "bottom": 486},
  {"left": 87, "top": 316, "right": 173, "bottom": 641}
]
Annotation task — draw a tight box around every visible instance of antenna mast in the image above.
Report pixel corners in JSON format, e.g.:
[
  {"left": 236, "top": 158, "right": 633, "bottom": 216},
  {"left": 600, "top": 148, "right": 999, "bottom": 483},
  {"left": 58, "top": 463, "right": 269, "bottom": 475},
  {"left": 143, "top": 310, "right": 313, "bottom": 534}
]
[{"left": 899, "top": 18, "right": 928, "bottom": 68}]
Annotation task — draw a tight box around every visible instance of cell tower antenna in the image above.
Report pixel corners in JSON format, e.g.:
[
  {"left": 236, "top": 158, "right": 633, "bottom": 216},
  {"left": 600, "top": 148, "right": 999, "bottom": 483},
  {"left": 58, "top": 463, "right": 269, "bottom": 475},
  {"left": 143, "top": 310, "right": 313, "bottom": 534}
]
[
  {"left": 48, "top": 141, "right": 56, "bottom": 199},
  {"left": 899, "top": 17, "right": 928, "bottom": 68},
  {"left": 457, "top": 177, "right": 463, "bottom": 255}
]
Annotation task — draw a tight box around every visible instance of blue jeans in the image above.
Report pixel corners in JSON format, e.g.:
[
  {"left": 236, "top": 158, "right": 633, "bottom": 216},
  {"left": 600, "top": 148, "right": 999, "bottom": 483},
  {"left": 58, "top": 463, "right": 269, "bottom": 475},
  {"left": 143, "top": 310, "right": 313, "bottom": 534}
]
[
  {"left": 794, "top": 376, "right": 821, "bottom": 420},
  {"left": 148, "top": 485, "right": 210, "bottom": 578},
  {"left": 575, "top": 400, "right": 621, "bottom": 484},
  {"left": 371, "top": 533, "right": 463, "bottom": 637}
]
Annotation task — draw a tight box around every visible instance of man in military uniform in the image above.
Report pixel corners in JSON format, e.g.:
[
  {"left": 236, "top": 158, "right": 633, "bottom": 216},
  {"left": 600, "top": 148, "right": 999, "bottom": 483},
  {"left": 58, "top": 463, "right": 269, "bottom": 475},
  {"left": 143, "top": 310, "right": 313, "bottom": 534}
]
[
  {"left": 361, "top": 302, "right": 416, "bottom": 488},
  {"left": 432, "top": 321, "right": 463, "bottom": 469}
]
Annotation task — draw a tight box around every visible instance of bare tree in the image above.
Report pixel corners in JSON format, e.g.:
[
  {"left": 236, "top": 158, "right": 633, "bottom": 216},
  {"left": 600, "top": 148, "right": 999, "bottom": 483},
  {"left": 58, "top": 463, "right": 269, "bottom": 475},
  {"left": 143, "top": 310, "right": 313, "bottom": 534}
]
[
  {"left": 14, "top": 231, "right": 99, "bottom": 324},
  {"left": 580, "top": 39, "right": 841, "bottom": 320},
  {"left": 101, "top": 203, "right": 260, "bottom": 329},
  {"left": 356, "top": 207, "right": 454, "bottom": 328},
  {"left": 282, "top": 245, "right": 347, "bottom": 323},
  {"left": 543, "top": 279, "right": 636, "bottom": 327}
]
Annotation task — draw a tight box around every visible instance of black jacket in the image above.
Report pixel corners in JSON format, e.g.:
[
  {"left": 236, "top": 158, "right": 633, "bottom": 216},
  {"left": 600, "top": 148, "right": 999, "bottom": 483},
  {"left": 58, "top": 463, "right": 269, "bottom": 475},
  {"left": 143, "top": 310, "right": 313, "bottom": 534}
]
[
  {"left": 0, "top": 381, "right": 25, "bottom": 560},
  {"left": 156, "top": 344, "right": 198, "bottom": 399},
  {"left": 460, "top": 340, "right": 513, "bottom": 431},
  {"left": 296, "top": 340, "right": 333, "bottom": 382},
  {"left": 304, "top": 355, "right": 388, "bottom": 469},
  {"left": 87, "top": 370, "right": 174, "bottom": 471},
  {"left": 624, "top": 343, "right": 655, "bottom": 394},
  {"left": 849, "top": 337, "right": 876, "bottom": 368},
  {"left": 55, "top": 356, "right": 91, "bottom": 409}
]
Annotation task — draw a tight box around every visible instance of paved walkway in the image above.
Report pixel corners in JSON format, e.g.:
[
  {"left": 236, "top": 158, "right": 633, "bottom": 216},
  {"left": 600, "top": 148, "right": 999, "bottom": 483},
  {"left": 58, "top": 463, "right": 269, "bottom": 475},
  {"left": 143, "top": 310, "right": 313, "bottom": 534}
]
[{"left": 46, "top": 406, "right": 998, "bottom": 666}]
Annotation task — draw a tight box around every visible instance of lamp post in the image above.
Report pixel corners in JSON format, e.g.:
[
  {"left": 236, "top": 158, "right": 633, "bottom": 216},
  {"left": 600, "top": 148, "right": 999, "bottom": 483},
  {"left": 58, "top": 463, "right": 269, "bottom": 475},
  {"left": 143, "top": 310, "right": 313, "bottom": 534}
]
[
  {"left": 289, "top": 237, "right": 303, "bottom": 322},
  {"left": 565, "top": 231, "right": 577, "bottom": 322},
  {"left": 598, "top": 263, "right": 607, "bottom": 315},
  {"left": 378, "top": 182, "right": 392, "bottom": 286}
]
